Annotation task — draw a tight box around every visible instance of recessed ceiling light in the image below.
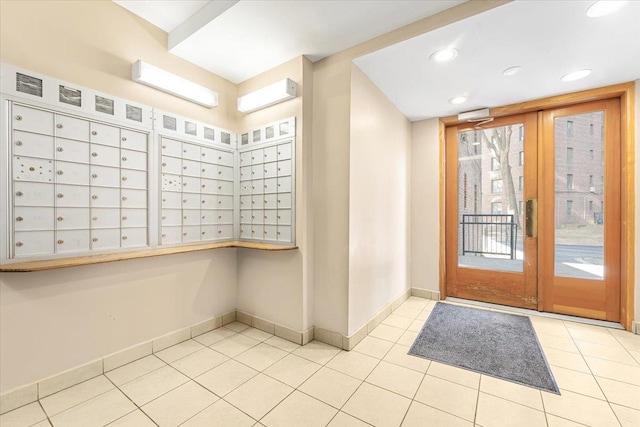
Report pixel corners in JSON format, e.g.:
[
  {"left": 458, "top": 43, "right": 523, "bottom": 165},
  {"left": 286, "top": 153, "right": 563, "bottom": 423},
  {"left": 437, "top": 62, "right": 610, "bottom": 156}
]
[
  {"left": 561, "top": 69, "right": 592, "bottom": 82},
  {"left": 449, "top": 96, "right": 467, "bottom": 105},
  {"left": 587, "top": 1, "right": 626, "bottom": 17},
  {"left": 430, "top": 48, "right": 458, "bottom": 63},
  {"left": 503, "top": 66, "right": 522, "bottom": 76}
]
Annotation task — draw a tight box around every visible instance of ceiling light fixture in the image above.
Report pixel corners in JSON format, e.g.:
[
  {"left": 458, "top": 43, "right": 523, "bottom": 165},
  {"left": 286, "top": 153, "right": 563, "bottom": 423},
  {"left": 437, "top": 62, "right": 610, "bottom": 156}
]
[
  {"left": 430, "top": 48, "right": 458, "bottom": 63},
  {"left": 449, "top": 96, "right": 467, "bottom": 105},
  {"left": 561, "top": 69, "right": 592, "bottom": 82},
  {"left": 503, "top": 66, "right": 522, "bottom": 76},
  {"left": 237, "top": 78, "right": 297, "bottom": 114},
  {"left": 586, "top": 1, "right": 626, "bottom": 17},
  {"left": 131, "top": 60, "right": 218, "bottom": 108}
]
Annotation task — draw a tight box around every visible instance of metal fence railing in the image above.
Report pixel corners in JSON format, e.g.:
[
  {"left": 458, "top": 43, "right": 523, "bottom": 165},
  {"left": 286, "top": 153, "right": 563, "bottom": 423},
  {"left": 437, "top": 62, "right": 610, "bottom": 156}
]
[{"left": 461, "top": 214, "right": 517, "bottom": 259}]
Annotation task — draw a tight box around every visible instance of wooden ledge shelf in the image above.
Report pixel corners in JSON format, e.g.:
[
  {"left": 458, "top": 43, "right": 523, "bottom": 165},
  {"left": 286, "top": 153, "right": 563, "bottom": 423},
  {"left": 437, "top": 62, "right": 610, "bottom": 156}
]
[{"left": 0, "top": 241, "right": 298, "bottom": 272}]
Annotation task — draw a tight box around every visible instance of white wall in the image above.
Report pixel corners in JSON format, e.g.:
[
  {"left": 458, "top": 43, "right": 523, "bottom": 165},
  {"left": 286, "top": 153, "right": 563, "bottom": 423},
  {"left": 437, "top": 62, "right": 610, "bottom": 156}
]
[
  {"left": 0, "top": 250, "right": 237, "bottom": 391},
  {"left": 410, "top": 118, "right": 441, "bottom": 292},
  {"left": 347, "top": 65, "right": 411, "bottom": 336}
]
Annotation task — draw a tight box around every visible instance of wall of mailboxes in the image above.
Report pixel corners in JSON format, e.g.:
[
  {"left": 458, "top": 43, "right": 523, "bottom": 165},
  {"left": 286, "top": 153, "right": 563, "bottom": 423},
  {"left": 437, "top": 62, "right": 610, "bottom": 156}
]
[{"left": 0, "top": 64, "right": 296, "bottom": 263}]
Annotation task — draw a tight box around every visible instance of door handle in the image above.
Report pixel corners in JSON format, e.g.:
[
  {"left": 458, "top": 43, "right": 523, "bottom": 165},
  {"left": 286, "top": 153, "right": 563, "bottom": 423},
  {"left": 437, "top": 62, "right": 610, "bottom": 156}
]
[{"left": 526, "top": 199, "right": 538, "bottom": 238}]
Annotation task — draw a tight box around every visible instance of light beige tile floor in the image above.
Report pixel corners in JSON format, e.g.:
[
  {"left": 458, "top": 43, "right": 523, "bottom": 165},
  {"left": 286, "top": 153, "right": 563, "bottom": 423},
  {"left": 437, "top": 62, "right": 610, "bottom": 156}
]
[{"left": 3, "top": 297, "right": 640, "bottom": 427}]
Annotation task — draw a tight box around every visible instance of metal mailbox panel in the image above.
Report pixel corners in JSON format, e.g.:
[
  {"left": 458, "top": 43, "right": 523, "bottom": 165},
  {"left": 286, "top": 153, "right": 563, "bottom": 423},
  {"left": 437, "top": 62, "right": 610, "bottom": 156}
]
[
  {"left": 239, "top": 151, "right": 252, "bottom": 166},
  {"left": 201, "top": 194, "right": 216, "bottom": 208},
  {"left": 13, "top": 156, "right": 54, "bottom": 183},
  {"left": 217, "top": 209, "right": 233, "bottom": 224},
  {"left": 90, "top": 165, "right": 120, "bottom": 187},
  {"left": 120, "top": 149, "right": 147, "bottom": 171},
  {"left": 55, "top": 230, "right": 90, "bottom": 253},
  {"left": 251, "top": 225, "right": 264, "bottom": 239},
  {"left": 216, "top": 150, "right": 234, "bottom": 166},
  {"left": 201, "top": 162, "right": 217, "bottom": 179},
  {"left": 54, "top": 185, "right": 87, "bottom": 208},
  {"left": 263, "top": 225, "right": 277, "bottom": 241},
  {"left": 240, "top": 166, "right": 251, "bottom": 181},
  {"left": 181, "top": 159, "right": 200, "bottom": 177},
  {"left": 161, "top": 209, "right": 182, "bottom": 226},
  {"left": 240, "top": 210, "right": 251, "bottom": 224},
  {"left": 200, "top": 178, "right": 217, "bottom": 194},
  {"left": 120, "top": 169, "right": 147, "bottom": 189},
  {"left": 121, "top": 209, "right": 147, "bottom": 228},
  {"left": 201, "top": 224, "right": 217, "bottom": 240},
  {"left": 91, "top": 208, "right": 120, "bottom": 228},
  {"left": 200, "top": 147, "right": 216, "bottom": 164},
  {"left": 263, "top": 162, "right": 277, "bottom": 179},
  {"left": 182, "top": 143, "right": 201, "bottom": 161},
  {"left": 218, "top": 224, "right": 233, "bottom": 239},
  {"left": 182, "top": 209, "right": 201, "bottom": 226},
  {"left": 182, "top": 193, "right": 201, "bottom": 209},
  {"left": 277, "top": 193, "right": 292, "bottom": 209},
  {"left": 217, "top": 165, "right": 233, "bottom": 181},
  {"left": 277, "top": 176, "right": 292, "bottom": 193},
  {"left": 14, "top": 207, "right": 54, "bottom": 230},
  {"left": 217, "top": 195, "right": 233, "bottom": 210},
  {"left": 277, "top": 226, "right": 292, "bottom": 242},
  {"left": 90, "top": 144, "right": 120, "bottom": 167},
  {"left": 263, "top": 194, "right": 277, "bottom": 209},
  {"left": 90, "top": 122, "right": 120, "bottom": 147},
  {"left": 13, "top": 105, "right": 54, "bottom": 135},
  {"left": 251, "top": 209, "right": 264, "bottom": 225},
  {"left": 162, "top": 174, "right": 182, "bottom": 192},
  {"left": 120, "top": 129, "right": 147, "bottom": 152},
  {"left": 277, "top": 143, "right": 292, "bottom": 161},
  {"left": 91, "top": 229, "right": 121, "bottom": 250},
  {"left": 181, "top": 175, "right": 200, "bottom": 193},
  {"left": 162, "top": 191, "right": 182, "bottom": 209},
  {"left": 217, "top": 180, "right": 233, "bottom": 195},
  {"left": 120, "top": 227, "right": 147, "bottom": 248},
  {"left": 55, "top": 207, "right": 90, "bottom": 230},
  {"left": 181, "top": 225, "right": 201, "bottom": 243},
  {"left": 161, "top": 156, "right": 182, "bottom": 175},
  {"left": 161, "top": 226, "right": 182, "bottom": 245},
  {"left": 14, "top": 182, "right": 54, "bottom": 206},
  {"left": 13, "top": 131, "right": 54, "bottom": 159},
  {"left": 263, "top": 146, "right": 278, "bottom": 163},
  {"left": 251, "top": 164, "right": 264, "bottom": 179},
  {"left": 264, "top": 209, "right": 278, "bottom": 225},
  {"left": 277, "top": 159, "right": 292, "bottom": 177},
  {"left": 251, "top": 179, "right": 264, "bottom": 195},
  {"left": 250, "top": 149, "right": 264, "bottom": 165},
  {"left": 240, "top": 195, "right": 252, "bottom": 209},
  {"left": 56, "top": 115, "right": 89, "bottom": 141},
  {"left": 90, "top": 187, "right": 120, "bottom": 207},
  {"left": 277, "top": 209, "right": 292, "bottom": 225},
  {"left": 120, "top": 189, "right": 147, "bottom": 208},
  {"left": 264, "top": 178, "right": 277, "bottom": 194},
  {"left": 55, "top": 137, "right": 89, "bottom": 163},
  {"left": 239, "top": 225, "right": 251, "bottom": 239},
  {"left": 161, "top": 139, "right": 182, "bottom": 157},
  {"left": 201, "top": 209, "right": 218, "bottom": 225},
  {"left": 56, "top": 161, "right": 89, "bottom": 185},
  {"left": 14, "top": 231, "right": 55, "bottom": 256}
]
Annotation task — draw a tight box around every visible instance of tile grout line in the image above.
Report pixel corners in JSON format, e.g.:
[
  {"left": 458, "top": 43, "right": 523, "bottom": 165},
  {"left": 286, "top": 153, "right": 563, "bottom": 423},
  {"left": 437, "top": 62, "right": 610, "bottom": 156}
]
[{"left": 102, "top": 373, "right": 158, "bottom": 427}]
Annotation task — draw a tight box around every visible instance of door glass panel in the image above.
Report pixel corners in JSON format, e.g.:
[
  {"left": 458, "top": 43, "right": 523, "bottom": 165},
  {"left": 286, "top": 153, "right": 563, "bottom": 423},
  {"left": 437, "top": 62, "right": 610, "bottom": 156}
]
[
  {"left": 458, "top": 124, "right": 524, "bottom": 272},
  {"left": 554, "top": 111, "right": 604, "bottom": 279}
]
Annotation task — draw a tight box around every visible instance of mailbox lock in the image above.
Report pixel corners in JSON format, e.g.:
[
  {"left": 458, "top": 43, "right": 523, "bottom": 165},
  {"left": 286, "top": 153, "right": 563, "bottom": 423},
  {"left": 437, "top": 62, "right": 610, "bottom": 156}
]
[
  {"left": 16, "top": 191, "right": 23, "bottom": 197},
  {"left": 92, "top": 195, "right": 98, "bottom": 200},
  {"left": 57, "top": 240, "right": 64, "bottom": 244},
  {"left": 15, "top": 141, "right": 23, "bottom": 146},
  {"left": 57, "top": 216, "right": 64, "bottom": 221},
  {"left": 122, "top": 137, "right": 127, "bottom": 142},
  {"left": 92, "top": 216, "right": 98, "bottom": 221},
  {"left": 92, "top": 174, "right": 98, "bottom": 178},
  {"left": 121, "top": 177, "right": 127, "bottom": 181},
  {"left": 121, "top": 196, "right": 127, "bottom": 201},
  {"left": 122, "top": 216, "right": 127, "bottom": 220},
  {"left": 91, "top": 130, "right": 97, "bottom": 136},
  {"left": 92, "top": 238, "right": 98, "bottom": 242},
  {"left": 57, "top": 170, "right": 64, "bottom": 175},
  {"left": 122, "top": 236, "right": 127, "bottom": 240},
  {"left": 56, "top": 123, "right": 63, "bottom": 129},
  {"left": 57, "top": 193, "right": 64, "bottom": 198},
  {"left": 92, "top": 152, "right": 98, "bottom": 157},
  {"left": 15, "top": 115, "right": 22, "bottom": 121},
  {"left": 122, "top": 157, "right": 127, "bottom": 161},
  {"left": 16, "top": 242, "right": 24, "bottom": 247},
  {"left": 16, "top": 216, "right": 23, "bottom": 222},
  {"left": 57, "top": 147, "right": 63, "bottom": 152}
]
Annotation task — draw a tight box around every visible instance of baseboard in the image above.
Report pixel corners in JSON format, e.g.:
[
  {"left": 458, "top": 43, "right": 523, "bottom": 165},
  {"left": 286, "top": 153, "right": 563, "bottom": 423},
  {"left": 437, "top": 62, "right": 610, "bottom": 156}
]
[
  {"left": 235, "top": 311, "right": 313, "bottom": 345},
  {"left": 411, "top": 287, "right": 441, "bottom": 301},
  {"left": 0, "top": 309, "right": 235, "bottom": 415},
  {"left": 633, "top": 321, "right": 640, "bottom": 335}
]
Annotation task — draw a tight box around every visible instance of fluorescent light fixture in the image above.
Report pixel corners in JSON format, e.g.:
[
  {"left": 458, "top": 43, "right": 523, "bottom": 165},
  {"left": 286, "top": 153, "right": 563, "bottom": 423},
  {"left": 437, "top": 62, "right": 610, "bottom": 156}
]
[
  {"left": 561, "top": 69, "right": 592, "bottom": 82},
  {"left": 458, "top": 108, "right": 490, "bottom": 121},
  {"left": 503, "top": 66, "right": 522, "bottom": 76},
  {"left": 237, "top": 78, "right": 297, "bottom": 114},
  {"left": 430, "top": 48, "right": 458, "bottom": 63},
  {"left": 449, "top": 96, "right": 467, "bottom": 105},
  {"left": 131, "top": 60, "right": 218, "bottom": 108},
  {"left": 587, "top": 1, "right": 626, "bottom": 17}
]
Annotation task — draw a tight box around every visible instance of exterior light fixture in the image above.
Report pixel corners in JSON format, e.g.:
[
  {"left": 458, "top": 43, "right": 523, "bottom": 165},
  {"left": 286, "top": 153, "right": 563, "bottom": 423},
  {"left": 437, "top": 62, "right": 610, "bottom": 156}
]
[
  {"left": 131, "top": 60, "right": 218, "bottom": 108},
  {"left": 237, "top": 78, "right": 297, "bottom": 114}
]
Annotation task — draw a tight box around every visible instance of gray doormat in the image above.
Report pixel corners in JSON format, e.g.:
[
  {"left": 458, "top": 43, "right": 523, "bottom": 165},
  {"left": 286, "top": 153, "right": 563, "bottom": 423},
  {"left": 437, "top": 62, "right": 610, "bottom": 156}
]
[{"left": 409, "top": 302, "right": 560, "bottom": 394}]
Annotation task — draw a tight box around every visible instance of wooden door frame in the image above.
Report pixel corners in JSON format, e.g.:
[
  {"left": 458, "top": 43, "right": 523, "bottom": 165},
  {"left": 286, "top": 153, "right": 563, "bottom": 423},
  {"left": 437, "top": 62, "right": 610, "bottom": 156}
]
[{"left": 439, "top": 82, "right": 635, "bottom": 330}]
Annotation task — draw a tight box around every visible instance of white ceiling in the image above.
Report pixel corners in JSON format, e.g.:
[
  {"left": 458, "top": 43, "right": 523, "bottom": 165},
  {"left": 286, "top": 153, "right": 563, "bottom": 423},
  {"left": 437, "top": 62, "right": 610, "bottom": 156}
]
[
  {"left": 114, "top": 0, "right": 464, "bottom": 83},
  {"left": 114, "top": 0, "right": 640, "bottom": 120},
  {"left": 355, "top": 0, "right": 640, "bottom": 121}
]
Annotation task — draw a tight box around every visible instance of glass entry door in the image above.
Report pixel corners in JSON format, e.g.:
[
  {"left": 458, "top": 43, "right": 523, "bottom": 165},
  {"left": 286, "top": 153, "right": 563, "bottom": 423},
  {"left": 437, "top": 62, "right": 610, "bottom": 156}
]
[{"left": 445, "top": 99, "right": 621, "bottom": 321}]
